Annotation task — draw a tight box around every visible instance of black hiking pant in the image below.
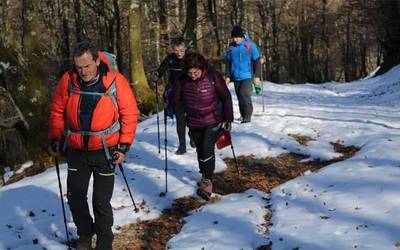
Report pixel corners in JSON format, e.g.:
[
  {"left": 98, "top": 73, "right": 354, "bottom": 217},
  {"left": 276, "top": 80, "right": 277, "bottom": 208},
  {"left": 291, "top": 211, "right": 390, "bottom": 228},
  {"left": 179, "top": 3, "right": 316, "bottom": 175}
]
[
  {"left": 190, "top": 123, "right": 221, "bottom": 180},
  {"left": 66, "top": 148, "right": 115, "bottom": 250},
  {"left": 175, "top": 104, "right": 187, "bottom": 151},
  {"left": 234, "top": 79, "right": 253, "bottom": 120}
]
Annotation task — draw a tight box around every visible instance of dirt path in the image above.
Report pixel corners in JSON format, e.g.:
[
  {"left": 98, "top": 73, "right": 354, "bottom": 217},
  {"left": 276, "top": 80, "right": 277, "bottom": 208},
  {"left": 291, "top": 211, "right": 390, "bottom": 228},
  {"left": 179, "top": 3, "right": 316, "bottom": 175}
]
[{"left": 113, "top": 142, "right": 358, "bottom": 250}]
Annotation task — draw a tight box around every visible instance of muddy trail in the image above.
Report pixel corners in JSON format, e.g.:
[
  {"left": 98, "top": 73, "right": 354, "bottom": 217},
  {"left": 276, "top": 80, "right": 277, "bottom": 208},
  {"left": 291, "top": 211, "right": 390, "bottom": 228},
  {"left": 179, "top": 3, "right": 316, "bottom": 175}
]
[{"left": 112, "top": 142, "right": 358, "bottom": 250}]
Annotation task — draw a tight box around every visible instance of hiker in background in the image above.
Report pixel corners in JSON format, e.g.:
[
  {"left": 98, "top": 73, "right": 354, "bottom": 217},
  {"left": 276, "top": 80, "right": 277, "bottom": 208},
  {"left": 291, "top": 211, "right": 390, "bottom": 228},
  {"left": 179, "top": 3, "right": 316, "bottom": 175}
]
[
  {"left": 48, "top": 40, "right": 138, "bottom": 250},
  {"left": 171, "top": 52, "right": 233, "bottom": 200},
  {"left": 224, "top": 25, "right": 261, "bottom": 123},
  {"left": 151, "top": 36, "right": 194, "bottom": 155}
]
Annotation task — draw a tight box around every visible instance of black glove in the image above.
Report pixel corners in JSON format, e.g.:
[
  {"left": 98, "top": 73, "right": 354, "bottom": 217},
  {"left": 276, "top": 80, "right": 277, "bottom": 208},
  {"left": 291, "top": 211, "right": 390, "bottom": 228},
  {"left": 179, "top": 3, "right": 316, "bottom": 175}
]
[
  {"left": 151, "top": 71, "right": 159, "bottom": 82},
  {"left": 48, "top": 140, "right": 60, "bottom": 156},
  {"left": 148, "top": 71, "right": 158, "bottom": 89},
  {"left": 118, "top": 143, "right": 131, "bottom": 154}
]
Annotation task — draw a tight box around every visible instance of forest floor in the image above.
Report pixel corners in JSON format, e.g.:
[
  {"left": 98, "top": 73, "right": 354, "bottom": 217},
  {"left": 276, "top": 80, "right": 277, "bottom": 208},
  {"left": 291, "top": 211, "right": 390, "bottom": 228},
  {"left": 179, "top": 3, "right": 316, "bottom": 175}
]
[{"left": 112, "top": 141, "right": 358, "bottom": 250}]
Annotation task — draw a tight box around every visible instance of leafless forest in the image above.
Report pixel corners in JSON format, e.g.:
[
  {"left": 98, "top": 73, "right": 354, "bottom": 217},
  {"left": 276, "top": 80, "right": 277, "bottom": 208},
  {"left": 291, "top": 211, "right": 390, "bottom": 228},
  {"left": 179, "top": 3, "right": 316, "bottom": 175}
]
[{"left": 0, "top": 0, "right": 399, "bottom": 171}]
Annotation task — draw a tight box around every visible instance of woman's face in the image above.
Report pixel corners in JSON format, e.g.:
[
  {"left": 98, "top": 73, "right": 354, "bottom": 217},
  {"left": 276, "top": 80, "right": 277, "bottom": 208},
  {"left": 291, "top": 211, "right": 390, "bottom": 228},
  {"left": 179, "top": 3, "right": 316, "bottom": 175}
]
[{"left": 187, "top": 67, "right": 203, "bottom": 80}]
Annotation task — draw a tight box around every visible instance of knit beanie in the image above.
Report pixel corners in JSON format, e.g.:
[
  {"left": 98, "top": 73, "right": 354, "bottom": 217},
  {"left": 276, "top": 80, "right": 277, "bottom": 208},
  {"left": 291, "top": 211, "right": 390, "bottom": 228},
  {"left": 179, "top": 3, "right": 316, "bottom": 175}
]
[{"left": 231, "top": 26, "right": 245, "bottom": 38}]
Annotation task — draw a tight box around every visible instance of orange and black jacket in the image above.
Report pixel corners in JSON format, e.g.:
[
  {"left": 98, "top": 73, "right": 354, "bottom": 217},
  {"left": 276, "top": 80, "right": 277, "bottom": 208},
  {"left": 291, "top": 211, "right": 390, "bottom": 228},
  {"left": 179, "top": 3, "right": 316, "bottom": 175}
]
[{"left": 48, "top": 61, "right": 138, "bottom": 151}]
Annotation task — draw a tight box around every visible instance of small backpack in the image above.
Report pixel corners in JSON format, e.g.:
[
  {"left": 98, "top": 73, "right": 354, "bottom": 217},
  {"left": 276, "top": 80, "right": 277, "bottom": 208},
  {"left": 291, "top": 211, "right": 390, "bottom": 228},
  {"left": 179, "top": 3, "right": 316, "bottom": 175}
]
[{"left": 99, "top": 51, "right": 118, "bottom": 72}]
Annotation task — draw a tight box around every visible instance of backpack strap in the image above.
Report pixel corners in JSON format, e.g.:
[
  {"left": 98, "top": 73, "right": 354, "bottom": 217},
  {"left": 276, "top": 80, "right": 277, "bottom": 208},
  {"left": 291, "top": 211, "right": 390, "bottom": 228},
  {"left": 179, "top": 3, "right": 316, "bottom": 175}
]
[
  {"left": 99, "top": 51, "right": 118, "bottom": 72},
  {"left": 228, "top": 40, "right": 252, "bottom": 54},
  {"left": 68, "top": 78, "right": 118, "bottom": 109},
  {"left": 206, "top": 68, "right": 224, "bottom": 115},
  {"left": 206, "top": 69, "right": 216, "bottom": 86},
  {"left": 245, "top": 40, "right": 252, "bottom": 54}
]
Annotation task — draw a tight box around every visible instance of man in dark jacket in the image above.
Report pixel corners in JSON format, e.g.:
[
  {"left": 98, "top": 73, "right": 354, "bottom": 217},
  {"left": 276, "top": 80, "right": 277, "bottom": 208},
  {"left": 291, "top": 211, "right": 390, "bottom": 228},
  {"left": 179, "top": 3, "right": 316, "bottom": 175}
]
[
  {"left": 224, "top": 26, "right": 261, "bottom": 123},
  {"left": 151, "top": 36, "right": 193, "bottom": 154}
]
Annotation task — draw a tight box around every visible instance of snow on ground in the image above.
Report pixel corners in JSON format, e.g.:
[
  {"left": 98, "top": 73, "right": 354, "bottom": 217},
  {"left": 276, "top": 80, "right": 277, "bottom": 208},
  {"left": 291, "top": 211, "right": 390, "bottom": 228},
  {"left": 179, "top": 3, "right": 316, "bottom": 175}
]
[{"left": 1, "top": 65, "right": 400, "bottom": 250}]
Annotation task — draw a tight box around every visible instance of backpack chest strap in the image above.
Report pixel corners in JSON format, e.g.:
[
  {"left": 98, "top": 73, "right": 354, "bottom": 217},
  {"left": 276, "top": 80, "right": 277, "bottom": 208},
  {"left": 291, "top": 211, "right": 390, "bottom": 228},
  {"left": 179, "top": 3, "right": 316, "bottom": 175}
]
[{"left": 68, "top": 79, "right": 118, "bottom": 109}]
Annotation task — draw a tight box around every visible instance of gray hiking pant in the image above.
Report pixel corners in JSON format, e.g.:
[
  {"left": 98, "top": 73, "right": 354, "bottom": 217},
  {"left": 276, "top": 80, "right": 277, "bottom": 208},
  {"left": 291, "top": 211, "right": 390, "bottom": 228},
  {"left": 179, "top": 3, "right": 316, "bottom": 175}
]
[{"left": 234, "top": 79, "right": 253, "bottom": 119}]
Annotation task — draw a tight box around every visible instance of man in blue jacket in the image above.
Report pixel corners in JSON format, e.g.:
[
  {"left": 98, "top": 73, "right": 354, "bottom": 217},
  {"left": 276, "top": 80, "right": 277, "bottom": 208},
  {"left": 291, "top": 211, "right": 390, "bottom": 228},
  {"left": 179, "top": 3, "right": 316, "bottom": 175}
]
[{"left": 224, "top": 26, "right": 261, "bottom": 123}]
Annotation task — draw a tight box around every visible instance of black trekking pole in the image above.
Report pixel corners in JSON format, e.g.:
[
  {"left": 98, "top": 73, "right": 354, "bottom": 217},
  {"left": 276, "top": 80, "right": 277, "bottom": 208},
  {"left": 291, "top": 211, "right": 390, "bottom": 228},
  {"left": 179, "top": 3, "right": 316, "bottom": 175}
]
[
  {"left": 230, "top": 143, "right": 240, "bottom": 176},
  {"left": 54, "top": 156, "right": 71, "bottom": 249},
  {"left": 261, "top": 62, "right": 265, "bottom": 113},
  {"left": 155, "top": 80, "right": 161, "bottom": 154},
  {"left": 159, "top": 110, "right": 168, "bottom": 197},
  {"left": 112, "top": 152, "right": 139, "bottom": 212},
  {"left": 117, "top": 163, "right": 139, "bottom": 213}
]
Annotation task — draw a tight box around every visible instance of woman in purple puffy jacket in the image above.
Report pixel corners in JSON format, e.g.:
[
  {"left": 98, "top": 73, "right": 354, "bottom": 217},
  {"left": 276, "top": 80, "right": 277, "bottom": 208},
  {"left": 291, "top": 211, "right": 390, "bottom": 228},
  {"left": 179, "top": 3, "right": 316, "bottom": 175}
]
[{"left": 171, "top": 52, "right": 234, "bottom": 200}]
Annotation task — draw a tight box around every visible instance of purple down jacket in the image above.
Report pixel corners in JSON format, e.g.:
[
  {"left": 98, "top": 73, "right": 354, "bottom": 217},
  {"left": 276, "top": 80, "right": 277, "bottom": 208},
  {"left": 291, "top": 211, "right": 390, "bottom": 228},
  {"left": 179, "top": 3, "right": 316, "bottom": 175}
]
[{"left": 171, "top": 68, "right": 233, "bottom": 128}]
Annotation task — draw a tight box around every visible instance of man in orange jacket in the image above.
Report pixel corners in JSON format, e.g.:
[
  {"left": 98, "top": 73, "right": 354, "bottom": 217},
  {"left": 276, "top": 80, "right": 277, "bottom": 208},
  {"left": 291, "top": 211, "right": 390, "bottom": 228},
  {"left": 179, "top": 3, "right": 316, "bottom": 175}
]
[{"left": 48, "top": 40, "right": 138, "bottom": 250}]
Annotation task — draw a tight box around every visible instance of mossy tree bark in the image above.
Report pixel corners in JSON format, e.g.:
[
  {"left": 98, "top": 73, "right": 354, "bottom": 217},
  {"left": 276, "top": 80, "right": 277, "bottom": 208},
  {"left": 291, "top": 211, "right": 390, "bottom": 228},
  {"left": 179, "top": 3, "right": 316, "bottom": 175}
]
[
  {"left": 129, "top": 0, "right": 148, "bottom": 87},
  {"left": 128, "top": 0, "right": 155, "bottom": 116}
]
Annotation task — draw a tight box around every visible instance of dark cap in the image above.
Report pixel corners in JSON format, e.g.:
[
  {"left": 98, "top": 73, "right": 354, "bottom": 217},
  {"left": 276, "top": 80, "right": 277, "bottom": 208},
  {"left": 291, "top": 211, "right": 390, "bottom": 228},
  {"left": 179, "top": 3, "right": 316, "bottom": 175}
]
[
  {"left": 231, "top": 26, "right": 245, "bottom": 38},
  {"left": 171, "top": 36, "right": 186, "bottom": 47}
]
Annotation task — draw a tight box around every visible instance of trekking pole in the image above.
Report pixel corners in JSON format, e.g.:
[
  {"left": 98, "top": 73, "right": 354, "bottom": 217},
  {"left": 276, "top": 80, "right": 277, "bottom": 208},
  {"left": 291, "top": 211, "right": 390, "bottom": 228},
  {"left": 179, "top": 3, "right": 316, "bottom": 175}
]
[
  {"left": 230, "top": 143, "right": 240, "bottom": 176},
  {"left": 117, "top": 163, "right": 139, "bottom": 213},
  {"left": 54, "top": 156, "right": 71, "bottom": 249},
  {"left": 159, "top": 110, "right": 168, "bottom": 197},
  {"left": 155, "top": 80, "right": 161, "bottom": 154},
  {"left": 261, "top": 62, "right": 265, "bottom": 113},
  {"left": 111, "top": 153, "right": 139, "bottom": 212}
]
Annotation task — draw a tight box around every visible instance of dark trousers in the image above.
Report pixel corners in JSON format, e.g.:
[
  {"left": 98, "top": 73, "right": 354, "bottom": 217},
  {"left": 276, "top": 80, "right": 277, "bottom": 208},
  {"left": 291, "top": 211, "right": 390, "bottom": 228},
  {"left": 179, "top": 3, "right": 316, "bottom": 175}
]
[
  {"left": 234, "top": 79, "right": 253, "bottom": 119},
  {"left": 190, "top": 123, "right": 221, "bottom": 180},
  {"left": 66, "top": 148, "right": 115, "bottom": 250},
  {"left": 175, "top": 104, "right": 187, "bottom": 150}
]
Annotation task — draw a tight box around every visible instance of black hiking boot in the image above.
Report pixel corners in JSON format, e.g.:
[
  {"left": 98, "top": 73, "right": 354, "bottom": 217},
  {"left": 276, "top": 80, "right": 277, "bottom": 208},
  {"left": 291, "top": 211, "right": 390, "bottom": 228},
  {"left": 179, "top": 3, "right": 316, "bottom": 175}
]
[
  {"left": 241, "top": 116, "right": 251, "bottom": 123},
  {"left": 196, "top": 178, "right": 213, "bottom": 201},
  {"left": 175, "top": 147, "right": 186, "bottom": 155},
  {"left": 197, "top": 188, "right": 211, "bottom": 201},
  {"left": 189, "top": 137, "right": 196, "bottom": 148},
  {"left": 76, "top": 235, "right": 93, "bottom": 250}
]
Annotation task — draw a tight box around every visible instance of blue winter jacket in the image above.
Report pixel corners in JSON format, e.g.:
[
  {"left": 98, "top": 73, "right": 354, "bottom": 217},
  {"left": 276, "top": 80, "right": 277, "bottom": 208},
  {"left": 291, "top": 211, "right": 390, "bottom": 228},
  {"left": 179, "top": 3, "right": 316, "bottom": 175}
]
[{"left": 224, "top": 36, "right": 261, "bottom": 81}]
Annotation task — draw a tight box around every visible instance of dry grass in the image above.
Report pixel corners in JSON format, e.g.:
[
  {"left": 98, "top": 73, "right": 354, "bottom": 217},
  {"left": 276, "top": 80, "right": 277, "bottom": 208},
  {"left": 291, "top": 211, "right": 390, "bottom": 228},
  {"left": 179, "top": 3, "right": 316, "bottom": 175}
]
[{"left": 288, "top": 133, "right": 315, "bottom": 145}]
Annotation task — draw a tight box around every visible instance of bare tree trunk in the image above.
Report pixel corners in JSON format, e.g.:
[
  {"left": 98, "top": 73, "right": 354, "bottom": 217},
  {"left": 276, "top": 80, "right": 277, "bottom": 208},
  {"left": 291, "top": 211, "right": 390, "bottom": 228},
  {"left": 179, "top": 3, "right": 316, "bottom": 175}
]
[
  {"left": 196, "top": 17, "right": 203, "bottom": 53},
  {"left": 360, "top": 34, "right": 367, "bottom": 76},
  {"left": 129, "top": 0, "right": 148, "bottom": 87},
  {"left": 230, "top": 0, "right": 244, "bottom": 26},
  {"left": 184, "top": 0, "right": 197, "bottom": 49},
  {"left": 207, "top": 0, "right": 222, "bottom": 67},
  {"left": 258, "top": 0, "right": 269, "bottom": 79},
  {"left": 113, "top": 0, "right": 124, "bottom": 72},
  {"left": 22, "top": 0, "right": 41, "bottom": 56},
  {"left": 58, "top": 0, "right": 71, "bottom": 71},
  {"left": 159, "top": 0, "right": 169, "bottom": 59},
  {"left": 270, "top": 0, "right": 280, "bottom": 82},
  {"left": 21, "top": 0, "right": 50, "bottom": 141},
  {"left": 321, "top": 0, "right": 330, "bottom": 81},
  {"left": 0, "top": 0, "right": 14, "bottom": 48},
  {"left": 344, "top": 11, "right": 351, "bottom": 81},
  {"left": 73, "top": 0, "right": 84, "bottom": 42},
  {"left": 178, "top": 0, "right": 185, "bottom": 25},
  {"left": 374, "top": 0, "right": 400, "bottom": 75},
  {"left": 153, "top": 9, "right": 161, "bottom": 66}
]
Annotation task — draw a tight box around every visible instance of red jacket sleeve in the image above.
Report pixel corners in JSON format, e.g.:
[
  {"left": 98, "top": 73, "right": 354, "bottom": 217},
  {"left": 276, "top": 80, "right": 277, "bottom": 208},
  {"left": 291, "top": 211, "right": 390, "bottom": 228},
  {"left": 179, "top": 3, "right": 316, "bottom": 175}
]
[
  {"left": 48, "top": 72, "right": 70, "bottom": 141},
  {"left": 115, "top": 73, "right": 139, "bottom": 145}
]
